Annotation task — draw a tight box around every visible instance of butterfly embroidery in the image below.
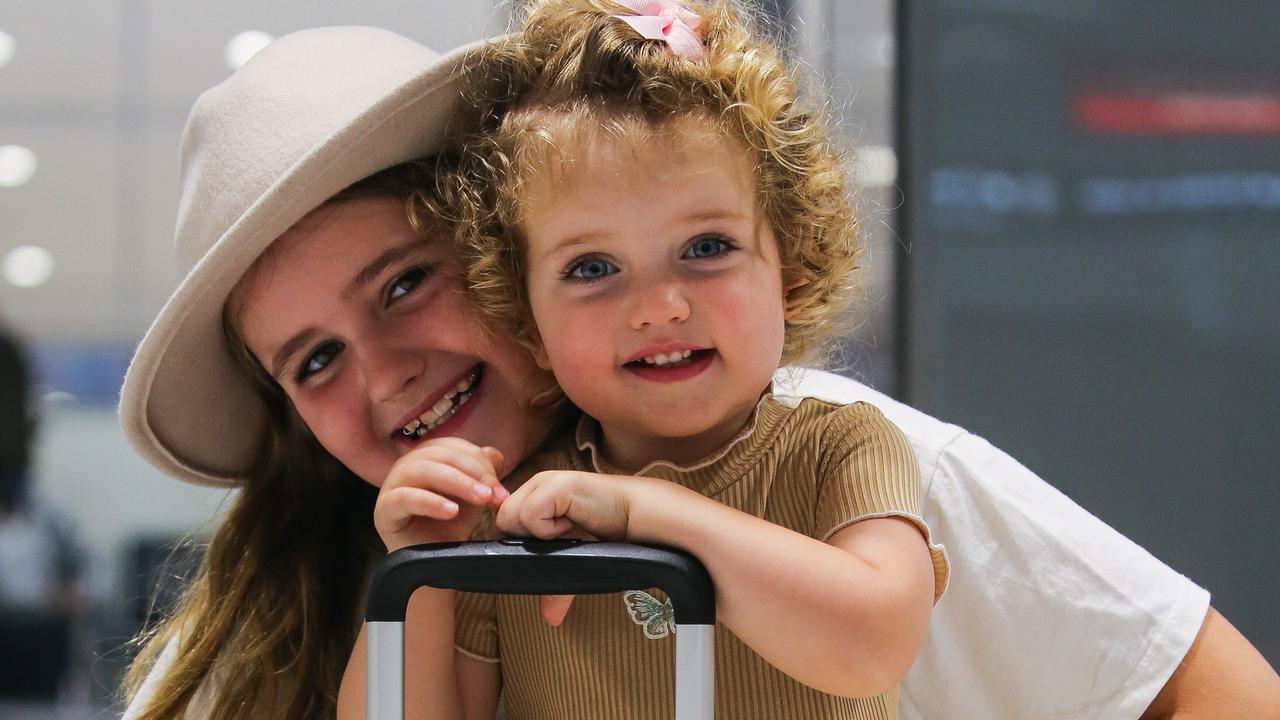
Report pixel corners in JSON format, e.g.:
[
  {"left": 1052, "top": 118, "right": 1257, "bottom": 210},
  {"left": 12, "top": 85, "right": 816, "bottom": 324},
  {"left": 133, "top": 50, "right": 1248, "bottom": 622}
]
[{"left": 623, "top": 590, "right": 676, "bottom": 639}]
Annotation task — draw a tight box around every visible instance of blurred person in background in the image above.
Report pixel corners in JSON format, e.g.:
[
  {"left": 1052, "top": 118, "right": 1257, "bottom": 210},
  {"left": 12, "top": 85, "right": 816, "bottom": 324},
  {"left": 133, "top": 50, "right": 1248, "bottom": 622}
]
[{"left": 0, "top": 324, "right": 87, "bottom": 701}]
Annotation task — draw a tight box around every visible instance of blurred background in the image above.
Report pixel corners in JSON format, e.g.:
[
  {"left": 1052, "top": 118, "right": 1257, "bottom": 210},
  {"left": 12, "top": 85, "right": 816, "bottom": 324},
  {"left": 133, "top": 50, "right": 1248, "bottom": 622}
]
[{"left": 0, "top": 0, "right": 1275, "bottom": 717}]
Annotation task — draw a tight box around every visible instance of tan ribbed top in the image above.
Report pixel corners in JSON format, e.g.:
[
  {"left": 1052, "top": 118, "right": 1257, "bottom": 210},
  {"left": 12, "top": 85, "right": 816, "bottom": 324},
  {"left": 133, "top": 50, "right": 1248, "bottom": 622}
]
[{"left": 456, "top": 397, "right": 949, "bottom": 720}]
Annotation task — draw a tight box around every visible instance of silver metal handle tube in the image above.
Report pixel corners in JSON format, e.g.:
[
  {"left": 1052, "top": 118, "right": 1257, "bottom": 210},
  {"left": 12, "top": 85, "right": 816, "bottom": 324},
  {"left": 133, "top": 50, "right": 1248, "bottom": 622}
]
[
  {"left": 366, "top": 621, "right": 404, "bottom": 720},
  {"left": 674, "top": 624, "right": 715, "bottom": 720}
]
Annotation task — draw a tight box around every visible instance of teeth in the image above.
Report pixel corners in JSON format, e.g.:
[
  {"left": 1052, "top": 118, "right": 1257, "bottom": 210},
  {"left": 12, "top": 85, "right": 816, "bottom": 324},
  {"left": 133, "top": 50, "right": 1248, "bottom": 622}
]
[
  {"left": 641, "top": 350, "right": 693, "bottom": 366},
  {"left": 431, "top": 395, "right": 452, "bottom": 416},
  {"left": 414, "top": 392, "right": 472, "bottom": 436},
  {"left": 401, "top": 372, "right": 479, "bottom": 437}
]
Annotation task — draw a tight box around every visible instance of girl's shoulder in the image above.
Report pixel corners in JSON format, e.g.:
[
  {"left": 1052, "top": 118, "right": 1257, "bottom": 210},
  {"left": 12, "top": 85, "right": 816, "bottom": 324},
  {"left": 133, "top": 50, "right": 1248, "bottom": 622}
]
[
  {"left": 769, "top": 395, "right": 911, "bottom": 463},
  {"left": 772, "top": 394, "right": 895, "bottom": 432}
]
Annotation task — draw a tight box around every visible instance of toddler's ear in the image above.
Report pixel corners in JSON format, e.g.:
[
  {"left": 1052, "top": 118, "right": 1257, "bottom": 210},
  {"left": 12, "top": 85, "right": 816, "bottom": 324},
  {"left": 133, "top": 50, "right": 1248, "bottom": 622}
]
[
  {"left": 530, "top": 337, "right": 553, "bottom": 371},
  {"left": 783, "top": 274, "right": 811, "bottom": 318}
]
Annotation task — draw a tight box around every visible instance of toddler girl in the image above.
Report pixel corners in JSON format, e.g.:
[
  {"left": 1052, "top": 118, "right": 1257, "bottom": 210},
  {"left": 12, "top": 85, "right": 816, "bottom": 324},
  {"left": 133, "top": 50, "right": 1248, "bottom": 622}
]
[{"left": 431, "top": 1, "right": 949, "bottom": 717}]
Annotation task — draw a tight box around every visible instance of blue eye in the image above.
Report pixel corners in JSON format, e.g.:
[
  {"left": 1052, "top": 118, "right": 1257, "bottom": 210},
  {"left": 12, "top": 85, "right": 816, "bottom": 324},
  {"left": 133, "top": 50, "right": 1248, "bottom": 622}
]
[
  {"left": 565, "top": 256, "right": 617, "bottom": 281},
  {"left": 295, "top": 341, "right": 342, "bottom": 383},
  {"left": 684, "top": 235, "right": 733, "bottom": 259},
  {"left": 387, "top": 265, "right": 431, "bottom": 303}
]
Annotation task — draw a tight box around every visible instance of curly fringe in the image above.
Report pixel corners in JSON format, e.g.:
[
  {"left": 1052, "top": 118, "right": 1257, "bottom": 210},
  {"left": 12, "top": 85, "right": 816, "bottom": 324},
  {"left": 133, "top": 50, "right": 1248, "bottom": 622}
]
[{"left": 421, "top": 0, "right": 862, "bottom": 368}]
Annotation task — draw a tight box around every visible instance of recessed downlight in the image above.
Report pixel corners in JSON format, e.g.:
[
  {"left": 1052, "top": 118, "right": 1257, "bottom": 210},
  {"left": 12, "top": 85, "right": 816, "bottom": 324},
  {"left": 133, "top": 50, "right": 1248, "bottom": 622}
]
[
  {"left": 0, "top": 30, "right": 15, "bottom": 69},
  {"left": 0, "top": 145, "right": 37, "bottom": 187},
  {"left": 3, "top": 245, "right": 55, "bottom": 288}
]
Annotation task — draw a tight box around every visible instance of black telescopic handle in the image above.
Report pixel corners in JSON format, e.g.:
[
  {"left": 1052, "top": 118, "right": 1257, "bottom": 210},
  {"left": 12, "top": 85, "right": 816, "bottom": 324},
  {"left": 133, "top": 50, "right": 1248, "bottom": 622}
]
[{"left": 366, "top": 539, "right": 715, "bottom": 625}]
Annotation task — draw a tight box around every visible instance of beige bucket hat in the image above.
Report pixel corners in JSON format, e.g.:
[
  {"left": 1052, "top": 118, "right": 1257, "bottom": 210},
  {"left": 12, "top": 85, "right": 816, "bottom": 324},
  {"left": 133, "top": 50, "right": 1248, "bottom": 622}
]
[{"left": 119, "top": 26, "right": 491, "bottom": 487}]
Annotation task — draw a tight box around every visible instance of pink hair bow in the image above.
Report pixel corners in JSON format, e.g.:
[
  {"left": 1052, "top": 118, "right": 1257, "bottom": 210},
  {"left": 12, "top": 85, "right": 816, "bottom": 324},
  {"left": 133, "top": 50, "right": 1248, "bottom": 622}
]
[{"left": 612, "top": 0, "right": 705, "bottom": 61}]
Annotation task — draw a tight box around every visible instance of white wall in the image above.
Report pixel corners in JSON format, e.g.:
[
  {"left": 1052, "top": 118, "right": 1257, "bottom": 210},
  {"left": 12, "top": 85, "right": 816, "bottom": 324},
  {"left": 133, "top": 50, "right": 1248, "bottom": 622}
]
[{"left": 32, "top": 405, "right": 231, "bottom": 602}]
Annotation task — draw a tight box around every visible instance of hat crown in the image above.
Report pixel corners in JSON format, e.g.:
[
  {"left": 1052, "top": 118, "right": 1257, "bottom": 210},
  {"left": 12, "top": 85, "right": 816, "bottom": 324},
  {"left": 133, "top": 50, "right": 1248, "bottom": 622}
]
[{"left": 173, "top": 27, "right": 441, "bottom": 272}]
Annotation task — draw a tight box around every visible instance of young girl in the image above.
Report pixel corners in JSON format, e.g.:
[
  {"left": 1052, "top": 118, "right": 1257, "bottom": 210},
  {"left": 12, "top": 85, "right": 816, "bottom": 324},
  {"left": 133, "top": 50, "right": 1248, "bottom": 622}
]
[{"left": 425, "top": 1, "right": 949, "bottom": 717}]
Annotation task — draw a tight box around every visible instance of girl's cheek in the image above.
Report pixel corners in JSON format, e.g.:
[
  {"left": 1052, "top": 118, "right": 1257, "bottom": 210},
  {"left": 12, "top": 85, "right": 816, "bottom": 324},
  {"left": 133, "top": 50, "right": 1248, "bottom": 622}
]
[{"left": 296, "top": 382, "right": 362, "bottom": 442}]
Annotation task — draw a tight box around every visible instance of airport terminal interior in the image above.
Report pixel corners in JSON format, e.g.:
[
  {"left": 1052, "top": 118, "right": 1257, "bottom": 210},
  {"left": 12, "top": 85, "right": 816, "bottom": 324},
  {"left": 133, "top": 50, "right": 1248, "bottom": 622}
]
[{"left": 1, "top": 1, "right": 1276, "bottom": 716}]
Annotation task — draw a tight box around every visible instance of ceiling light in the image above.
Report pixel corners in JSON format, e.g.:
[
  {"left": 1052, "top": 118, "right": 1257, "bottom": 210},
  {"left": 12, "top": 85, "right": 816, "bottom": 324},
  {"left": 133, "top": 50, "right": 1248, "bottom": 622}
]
[
  {"left": 855, "top": 145, "right": 898, "bottom": 188},
  {"left": 3, "top": 245, "right": 55, "bottom": 288},
  {"left": 225, "top": 31, "right": 274, "bottom": 70},
  {"left": 0, "top": 145, "right": 37, "bottom": 187},
  {"left": 0, "top": 31, "right": 14, "bottom": 69}
]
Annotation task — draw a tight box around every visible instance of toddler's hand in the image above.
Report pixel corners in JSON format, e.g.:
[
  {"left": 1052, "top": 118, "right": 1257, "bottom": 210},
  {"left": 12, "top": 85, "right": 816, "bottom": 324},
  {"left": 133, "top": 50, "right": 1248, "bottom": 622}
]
[
  {"left": 494, "top": 470, "right": 630, "bottom": 541},
  {"left": 374, "top": 437, "right": 507, "bottom": 553}
]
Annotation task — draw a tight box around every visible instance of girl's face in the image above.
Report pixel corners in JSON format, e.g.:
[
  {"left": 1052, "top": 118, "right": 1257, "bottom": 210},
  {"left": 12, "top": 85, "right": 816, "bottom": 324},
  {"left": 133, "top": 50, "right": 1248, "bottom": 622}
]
[
  {"left": 522, "top": 123, "right": 787, "bottom": 470},
  {"left": 236, "top": 196, "right": 553, "bottom": 486}
]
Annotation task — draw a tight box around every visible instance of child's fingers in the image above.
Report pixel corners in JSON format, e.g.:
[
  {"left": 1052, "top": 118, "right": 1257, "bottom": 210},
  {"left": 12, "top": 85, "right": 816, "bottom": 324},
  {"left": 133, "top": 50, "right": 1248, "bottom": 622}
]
[
  {"left": 376, "top": 485, "right": 462, "bottom": 530},
  {"left": 477, "top": 446, "right": 509, "bottom": 506},
  {"left": 490, "top": 482, "right": 510, "bottom": 507},
  {"left": 420, "top": 438, "right": 503, "bottom": 484},
  {"left": 538, "top": 516, "right": 575, "bottom": 538},
  {"left": 400, "top": 437, "right": 499, "bottom": 478},
  {"left": 494, "top": 486, "right": 569, "bottom": 539},
  {"left": 481, "top": 446, "right": 506, "bottom": 477},
  {"left": 494, "top": 501, "right": 569, "bottom": 538},
  {"left": 540, "top": 595, "right": 576, "bottom": 627},
  {"left": 388, "top": 449, "right": 500, "bottom": 503},
  {"left": 390, "top": 458, "right": 496, "bottom": 504},
  {"left": 518, "top": 483, "right": 576, "bottom": 538}
]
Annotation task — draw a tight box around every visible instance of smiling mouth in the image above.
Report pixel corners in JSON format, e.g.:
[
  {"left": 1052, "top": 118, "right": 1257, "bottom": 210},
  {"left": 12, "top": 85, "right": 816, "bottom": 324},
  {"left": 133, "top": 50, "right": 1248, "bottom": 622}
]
[
  {"left": 625, "top": 349, "right": 711, "bottom": 369},
  {"left": 400, "top": 368, "right": 482, "bottom": 438}
]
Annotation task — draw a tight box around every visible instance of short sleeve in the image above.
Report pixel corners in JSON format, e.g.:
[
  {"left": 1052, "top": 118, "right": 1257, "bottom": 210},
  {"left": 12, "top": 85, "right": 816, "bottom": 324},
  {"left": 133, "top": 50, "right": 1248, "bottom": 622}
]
[
  {"left": 899, "top": 430, "right": 1209, "bottom": 720},
  {"left": 815, "top": 403, "right": 950, "bottom": 602}
]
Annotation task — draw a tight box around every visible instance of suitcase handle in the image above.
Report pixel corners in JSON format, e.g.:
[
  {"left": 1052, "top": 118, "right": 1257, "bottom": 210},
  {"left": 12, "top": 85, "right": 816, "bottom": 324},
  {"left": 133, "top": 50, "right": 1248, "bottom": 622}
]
[
  {"left": 366, "top": 539, "right": 715, "bottom": 624},
  {"left": 365, "top": 539, "right": 716, "bottom": 720}
]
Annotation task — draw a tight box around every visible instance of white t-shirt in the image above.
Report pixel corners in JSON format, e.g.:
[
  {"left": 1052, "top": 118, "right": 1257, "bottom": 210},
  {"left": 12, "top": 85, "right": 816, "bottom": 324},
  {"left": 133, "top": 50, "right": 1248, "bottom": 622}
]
[
  {"left": 126, "top": 370, "right": 1210, "bottom": 719},
  {"left": 772, "top": 368, "right": 1209, "bottom": 720}
]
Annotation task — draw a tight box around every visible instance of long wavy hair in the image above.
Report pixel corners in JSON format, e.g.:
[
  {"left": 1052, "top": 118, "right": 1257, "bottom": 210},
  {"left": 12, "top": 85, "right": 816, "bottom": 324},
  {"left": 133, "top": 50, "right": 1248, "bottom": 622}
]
[
  {"left": 120, "top": 164, "right": 438, "bottom": 719},
  {"left": 426, "top": 0, "right": 862, "bottom": 367}
]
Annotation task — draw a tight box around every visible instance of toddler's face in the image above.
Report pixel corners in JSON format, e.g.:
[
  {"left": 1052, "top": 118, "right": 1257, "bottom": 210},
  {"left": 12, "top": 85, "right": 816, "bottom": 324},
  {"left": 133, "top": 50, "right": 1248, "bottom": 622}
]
[{"left": 522, "top": 122, "right": 787, "bottom": 469}]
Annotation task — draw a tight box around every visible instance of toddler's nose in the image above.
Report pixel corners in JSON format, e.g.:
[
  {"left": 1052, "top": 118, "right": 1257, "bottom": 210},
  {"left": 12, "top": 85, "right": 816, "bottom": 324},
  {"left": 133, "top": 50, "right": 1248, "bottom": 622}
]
[{"left": 628, "top": 282, "right": 691, "bottom": 330}]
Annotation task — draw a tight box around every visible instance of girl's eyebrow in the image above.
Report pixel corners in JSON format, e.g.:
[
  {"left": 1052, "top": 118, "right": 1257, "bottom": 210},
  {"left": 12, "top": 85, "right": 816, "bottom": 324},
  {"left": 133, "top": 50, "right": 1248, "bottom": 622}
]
[
  {"left": 681, "top": 208, "right": 748, "bottom": 224},
  {"left": 342, "top": 240, "right": 423, "bottom": 299}
]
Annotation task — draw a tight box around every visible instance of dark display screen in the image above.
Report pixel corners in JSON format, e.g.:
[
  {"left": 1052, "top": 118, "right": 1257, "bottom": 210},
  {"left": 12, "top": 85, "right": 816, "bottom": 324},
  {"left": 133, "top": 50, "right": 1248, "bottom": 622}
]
[{"left": 898, "top": 0, "right": 1279, "bottom": 661}]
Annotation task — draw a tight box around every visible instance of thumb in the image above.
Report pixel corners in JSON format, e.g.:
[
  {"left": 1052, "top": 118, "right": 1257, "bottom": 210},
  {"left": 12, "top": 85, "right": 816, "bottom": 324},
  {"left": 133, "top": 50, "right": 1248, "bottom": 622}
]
[
  {"left": 481, "top": 446, "right": 506, "bottom": 476},
  {"left": 540, "top": 594, "right": 576, "bottom": 627}
]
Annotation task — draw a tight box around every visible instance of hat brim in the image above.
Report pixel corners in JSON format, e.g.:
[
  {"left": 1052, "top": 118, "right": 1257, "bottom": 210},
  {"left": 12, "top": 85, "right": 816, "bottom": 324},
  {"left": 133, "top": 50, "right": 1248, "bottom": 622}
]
[{"left": 120, "top": 32, "right": 493, "bottom": 487}]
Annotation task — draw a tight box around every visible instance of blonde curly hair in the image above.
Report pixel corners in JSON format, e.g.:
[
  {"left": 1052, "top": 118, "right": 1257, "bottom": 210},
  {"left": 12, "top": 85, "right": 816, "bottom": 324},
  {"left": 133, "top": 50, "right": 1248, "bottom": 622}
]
[{"left": 421, "top": 0, "right": 862, "bottom": 366}]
